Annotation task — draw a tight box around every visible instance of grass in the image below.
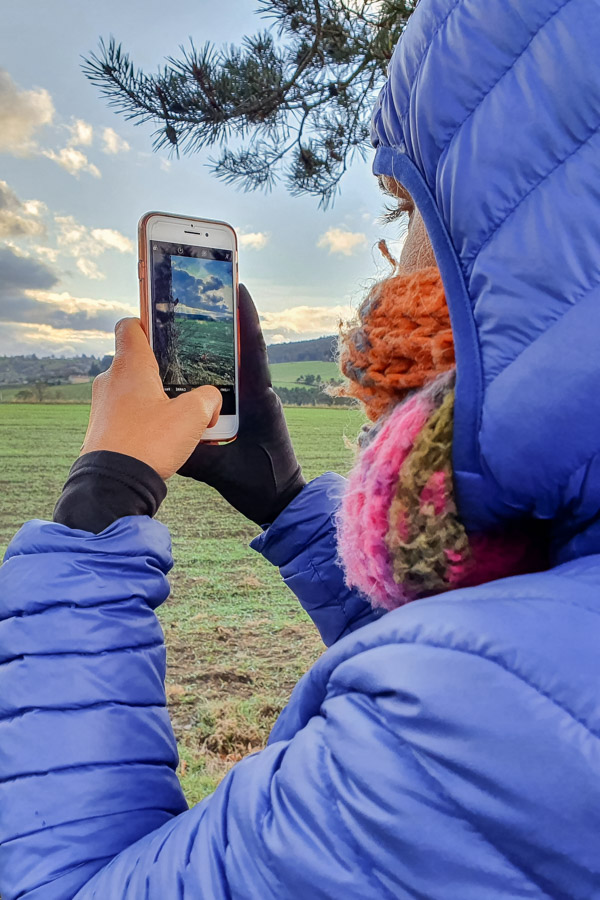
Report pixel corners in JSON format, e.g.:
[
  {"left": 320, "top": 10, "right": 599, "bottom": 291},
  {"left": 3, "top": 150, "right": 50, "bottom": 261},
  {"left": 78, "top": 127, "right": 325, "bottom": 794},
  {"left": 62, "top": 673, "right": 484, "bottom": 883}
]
[
  {"left": 0, "top": 402, "right": 365, "bottom": 804},
  {"left": 0, "top": 382, "right": 93, "bottom": 402},
  {"left": 269, "top": 360, "right": 340, "bottom": 389}
]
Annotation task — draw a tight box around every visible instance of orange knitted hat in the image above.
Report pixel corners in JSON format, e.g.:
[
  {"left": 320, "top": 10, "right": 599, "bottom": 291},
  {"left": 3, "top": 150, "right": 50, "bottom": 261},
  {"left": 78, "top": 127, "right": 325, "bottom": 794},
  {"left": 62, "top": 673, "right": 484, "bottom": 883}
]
[{"left": 338, "top": 265, "right": 455, "bottom": 421}]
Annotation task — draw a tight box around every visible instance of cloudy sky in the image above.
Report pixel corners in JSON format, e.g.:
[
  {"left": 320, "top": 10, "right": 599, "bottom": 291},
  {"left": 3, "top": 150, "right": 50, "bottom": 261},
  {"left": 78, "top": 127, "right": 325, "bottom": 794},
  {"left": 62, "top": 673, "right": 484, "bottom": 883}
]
[
  {"left": 172, "top": 257, "right": 233, "bottom": 320},
  {"left": 0, "top": 0, "right": 405, "bottom": 356}
]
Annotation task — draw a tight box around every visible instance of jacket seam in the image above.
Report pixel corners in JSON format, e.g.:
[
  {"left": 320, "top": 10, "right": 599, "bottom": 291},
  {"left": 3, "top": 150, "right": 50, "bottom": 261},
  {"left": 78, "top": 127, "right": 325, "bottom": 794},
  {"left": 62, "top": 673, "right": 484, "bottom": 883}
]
[
  {"left": 262, "top": 514, "right": 335, "bottom": 569},
  {"left": 0, "top": 595, "right": 161, "bottom": 624},
  {"left": 319, "top": 740, "right": 398, "bottom": 900},
  {"left": 332, "top": 634, "right": 600, "bottom": 742},
  {"left": 255, "top": 747, "right": 293, "bottom": 900},
  {"left": 3, "top": 540, "right": 169, "bottom": 561},
  {"left": 412, "top": 584, "right": 600, "bottom": 620},
  {"left": 0, "top": 641, "right": 163, "bottom": 667},
  {"left": 36, "top": 854, "right": 117, "bottom": 900},
  {"left": 3, "top": 806, "right": 181, "bottom": 846},
  {"left": 0, "top": 699, "right": 167, "bottom": 724},
  {"left": 0, "top": 758, "right": 178, "bottom": 786},
  {"left": 481, "top": 266, "right": 600, "bottom": 395},
  {"left": 464, "top": 118, "right": 600, "bottom": 271},
  {"left": 391, "top": 731, "right": 563, "bottom": 900},
  {"left": 436, "top": 0, "right": 574, "bottom": 161},
  {"left": 397, "top": 0, "right": 463, "bottom": 127}
]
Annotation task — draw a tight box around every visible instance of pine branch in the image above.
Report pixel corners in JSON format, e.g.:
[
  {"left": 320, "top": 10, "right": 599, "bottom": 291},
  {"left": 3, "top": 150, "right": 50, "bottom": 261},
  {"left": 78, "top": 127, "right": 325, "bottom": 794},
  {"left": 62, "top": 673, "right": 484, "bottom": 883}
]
[{"left": 82, "top": 1, "right": 418, "bottom": 202}]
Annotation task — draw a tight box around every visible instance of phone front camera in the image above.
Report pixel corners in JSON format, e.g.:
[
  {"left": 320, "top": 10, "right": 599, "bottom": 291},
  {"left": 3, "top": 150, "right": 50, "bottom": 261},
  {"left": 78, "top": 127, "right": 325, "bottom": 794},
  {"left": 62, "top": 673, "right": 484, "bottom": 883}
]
[
  {"left": 205, "top": 232, "right": 209, "bottom": 237},
  {"left": 177, "top": 246, "right": 184, "bottom": 254}
]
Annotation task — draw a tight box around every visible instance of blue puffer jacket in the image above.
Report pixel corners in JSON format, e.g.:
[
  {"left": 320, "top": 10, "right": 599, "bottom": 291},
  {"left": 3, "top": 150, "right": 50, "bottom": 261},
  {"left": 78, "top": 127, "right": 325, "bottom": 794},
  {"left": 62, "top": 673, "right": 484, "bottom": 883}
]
[{"left": 2, "top": 1, "right": 600, "bottom": 896}]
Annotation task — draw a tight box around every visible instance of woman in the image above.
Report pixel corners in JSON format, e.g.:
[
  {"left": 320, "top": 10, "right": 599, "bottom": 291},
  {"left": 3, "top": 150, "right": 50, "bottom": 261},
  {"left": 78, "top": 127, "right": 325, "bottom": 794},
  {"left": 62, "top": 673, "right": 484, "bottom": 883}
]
[{"left": 2, "top": 1, "right": 600, "bottom": 897}]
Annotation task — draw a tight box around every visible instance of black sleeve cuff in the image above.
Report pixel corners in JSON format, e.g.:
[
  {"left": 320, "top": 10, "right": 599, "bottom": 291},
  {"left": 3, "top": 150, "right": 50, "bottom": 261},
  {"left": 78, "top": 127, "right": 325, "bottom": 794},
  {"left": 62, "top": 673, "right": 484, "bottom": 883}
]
[{"left": 53, "top": 450, "right": 167, "bottom": 534}]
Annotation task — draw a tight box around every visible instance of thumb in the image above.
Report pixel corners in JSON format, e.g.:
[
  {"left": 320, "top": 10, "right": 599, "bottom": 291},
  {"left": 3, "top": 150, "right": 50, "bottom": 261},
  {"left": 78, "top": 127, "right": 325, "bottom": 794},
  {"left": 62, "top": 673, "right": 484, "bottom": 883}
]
[
  {"left": 113, "top": 317, "right": 158, "bottom": 371},
  {"left": 169, "top": 385, "right": 223, "bottom": 437}
]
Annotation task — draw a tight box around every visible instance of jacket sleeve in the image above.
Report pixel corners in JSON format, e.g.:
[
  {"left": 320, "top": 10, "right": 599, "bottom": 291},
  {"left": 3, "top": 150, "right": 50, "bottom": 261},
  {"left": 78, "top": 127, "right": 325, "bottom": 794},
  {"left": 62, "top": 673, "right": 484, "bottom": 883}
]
[
  {"left": 0, "top": 517, "right": 188, "bottom": 900},
  {"left": 251, "top": 473, "right": 384, "bottom": 646},
  {"left": 0, "top": 513, "right": 382, "bottom": 900}
]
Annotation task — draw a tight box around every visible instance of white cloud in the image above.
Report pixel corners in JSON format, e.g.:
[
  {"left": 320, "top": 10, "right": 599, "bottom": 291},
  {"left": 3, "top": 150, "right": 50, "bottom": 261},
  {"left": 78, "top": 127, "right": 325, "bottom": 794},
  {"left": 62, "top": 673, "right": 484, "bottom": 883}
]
[
  {"left": 55, "top": 215, "right": 88, "bottom": 248},
  {"left": 0, "top": 69, "right": 54, "bottom": 155},
  {"left": 0, "top": 322, "right": 117, "bottom": 356},
  {"left": 24, "top": 289, "right": 134, "bottom": 319},
  {"left": 0, "top": 180, "right": 46, "bottom": 238},
  {"left": 55, "top": 215, "right": 133, "bottom": 276},
  {"left": 2, "top": 239, "right": 31, "bottom": 257},
  {"left": 35, "top": 245, "right": 60, "bottom": 263},
  {"left": 67, "top": 118, "right": 93, "bottom": 147},
  {"left": 43, "top": 147, "right": 101, "bottom": 178},
  {"left": 91, "top": 228, "right": 134, "bottom": 254},
  {"left": 102, "top": 127, "right": 130, "bottom": 155},
  {"left": 259, "top": 304, "right": 351, "bottom": 342},
  {"left": 76, "top": 258, "right": 105, "bottom": 280},
  {"left": 238, "top": 230, "right": 269, "bottom": 250},
  {"left": 23, "top": 199, "right": 47, "bottom": 217},
  {"left": 317, "top": 227, "right": 367, "bottom": 256}
]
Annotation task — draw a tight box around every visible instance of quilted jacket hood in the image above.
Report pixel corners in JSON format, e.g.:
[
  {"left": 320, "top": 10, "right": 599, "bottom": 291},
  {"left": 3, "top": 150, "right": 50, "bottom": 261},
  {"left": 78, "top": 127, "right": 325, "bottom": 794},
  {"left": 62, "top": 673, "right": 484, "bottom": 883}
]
[{"left": 371, "top": 0, "right": 600, "bottom": 565}]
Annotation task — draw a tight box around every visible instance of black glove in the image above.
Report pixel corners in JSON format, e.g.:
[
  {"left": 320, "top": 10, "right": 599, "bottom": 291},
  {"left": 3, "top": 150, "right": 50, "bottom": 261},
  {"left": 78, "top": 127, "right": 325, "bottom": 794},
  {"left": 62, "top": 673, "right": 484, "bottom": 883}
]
[{"left": 178, "top": 284, "right": 306, "bottom": 525}]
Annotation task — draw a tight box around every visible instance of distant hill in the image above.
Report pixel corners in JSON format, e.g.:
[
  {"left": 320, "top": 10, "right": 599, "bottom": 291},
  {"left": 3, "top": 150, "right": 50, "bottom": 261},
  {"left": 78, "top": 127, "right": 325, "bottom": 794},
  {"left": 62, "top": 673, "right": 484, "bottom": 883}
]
[
  {"left": 0, "top": 354, "right": 112, "bottom": 385},
  {"left": 266, "top": 335, "right": 338, "bottom": 364},
  {"left": 0, "top": 334, "right": 337, "bottom": 385}
]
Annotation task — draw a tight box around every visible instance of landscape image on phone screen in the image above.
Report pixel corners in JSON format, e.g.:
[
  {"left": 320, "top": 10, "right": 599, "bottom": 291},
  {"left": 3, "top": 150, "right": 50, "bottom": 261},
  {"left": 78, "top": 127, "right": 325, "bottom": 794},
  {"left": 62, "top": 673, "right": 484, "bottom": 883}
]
[{"left": 151, "top": 241, "right": 236, "bottom": 412}]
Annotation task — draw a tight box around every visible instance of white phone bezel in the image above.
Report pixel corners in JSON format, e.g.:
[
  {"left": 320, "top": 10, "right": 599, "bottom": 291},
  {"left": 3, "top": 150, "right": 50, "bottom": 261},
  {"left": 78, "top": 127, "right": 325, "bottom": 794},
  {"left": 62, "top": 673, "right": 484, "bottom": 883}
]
[{"left": 144, "top": 213, "right": 239, "bottom": 441}]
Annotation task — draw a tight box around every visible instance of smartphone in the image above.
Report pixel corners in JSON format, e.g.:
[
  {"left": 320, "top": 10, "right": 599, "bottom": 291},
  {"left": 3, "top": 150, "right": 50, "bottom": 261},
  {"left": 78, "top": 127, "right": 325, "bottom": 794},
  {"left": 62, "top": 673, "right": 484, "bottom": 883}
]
[{"left": 138, "top": 212, "right": 239, "bottom": 441}]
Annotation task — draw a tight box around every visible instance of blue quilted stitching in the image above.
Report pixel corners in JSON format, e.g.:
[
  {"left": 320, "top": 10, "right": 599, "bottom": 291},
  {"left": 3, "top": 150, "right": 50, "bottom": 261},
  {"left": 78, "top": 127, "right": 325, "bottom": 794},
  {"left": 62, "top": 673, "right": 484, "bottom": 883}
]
[
  {"left": 320, "top": 741, "right": 398, "bottom": 900},
  {"left": 391, "top": 731, "right": 566, "bottom": 900},
  {"left": 397, "top": 0, "right": 464, "bottom": 128},
  {"left": 484, "top": 267, "right": 600, "bottom": 393},
  {"left": 466, "top": 119, "right": 600, "bottom": 269},
  {"left": 416, "top": 639, "right": 600, "bottom": 738},
  {"left": 436, "top": 0, "right": 575, "bottom": 159}
]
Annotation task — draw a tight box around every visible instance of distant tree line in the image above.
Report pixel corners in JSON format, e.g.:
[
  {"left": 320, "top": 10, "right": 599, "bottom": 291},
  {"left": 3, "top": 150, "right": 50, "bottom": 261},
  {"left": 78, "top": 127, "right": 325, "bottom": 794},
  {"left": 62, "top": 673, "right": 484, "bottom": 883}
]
[
  {"left": 8, "top": 382, "right": 354, "bottom": 408},
  {"left": 274, "top": 385, "right": 353, "bottom": 407}
]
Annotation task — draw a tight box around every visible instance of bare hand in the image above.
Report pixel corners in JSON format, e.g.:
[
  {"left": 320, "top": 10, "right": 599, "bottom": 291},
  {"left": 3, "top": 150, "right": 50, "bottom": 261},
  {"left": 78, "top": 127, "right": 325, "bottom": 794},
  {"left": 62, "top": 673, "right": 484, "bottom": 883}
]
[{"left": 81, "top": 318, "right": 222, "bottom": 480}]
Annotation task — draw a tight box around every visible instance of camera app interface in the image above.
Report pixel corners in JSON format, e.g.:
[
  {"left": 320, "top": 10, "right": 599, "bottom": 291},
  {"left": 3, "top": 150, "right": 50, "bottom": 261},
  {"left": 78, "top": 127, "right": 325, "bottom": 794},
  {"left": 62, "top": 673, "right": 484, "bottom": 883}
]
[{"left": 151, "top": 241, "right": 236, "bottom": 413}]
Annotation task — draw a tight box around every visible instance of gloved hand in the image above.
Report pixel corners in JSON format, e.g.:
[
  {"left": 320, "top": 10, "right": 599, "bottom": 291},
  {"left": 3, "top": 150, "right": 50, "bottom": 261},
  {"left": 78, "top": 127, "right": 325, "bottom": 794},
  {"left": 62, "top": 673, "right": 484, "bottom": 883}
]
[{"left": 178, "top": 284, "right": 306, "bottom": 525}]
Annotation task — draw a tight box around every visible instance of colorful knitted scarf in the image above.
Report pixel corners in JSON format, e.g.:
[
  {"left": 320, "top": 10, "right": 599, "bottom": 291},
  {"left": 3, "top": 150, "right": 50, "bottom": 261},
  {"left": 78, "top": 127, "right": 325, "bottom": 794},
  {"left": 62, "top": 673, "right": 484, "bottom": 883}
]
[{"left": 337, "top": 266, "right": 540, "bottom": 611}]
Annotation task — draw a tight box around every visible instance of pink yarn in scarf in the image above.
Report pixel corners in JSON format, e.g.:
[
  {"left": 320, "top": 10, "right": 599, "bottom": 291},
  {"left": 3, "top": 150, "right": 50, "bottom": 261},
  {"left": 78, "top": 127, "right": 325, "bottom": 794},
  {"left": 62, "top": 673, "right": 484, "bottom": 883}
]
[{"left": 337, "top": 393, "right": 434, "bottom": 610}]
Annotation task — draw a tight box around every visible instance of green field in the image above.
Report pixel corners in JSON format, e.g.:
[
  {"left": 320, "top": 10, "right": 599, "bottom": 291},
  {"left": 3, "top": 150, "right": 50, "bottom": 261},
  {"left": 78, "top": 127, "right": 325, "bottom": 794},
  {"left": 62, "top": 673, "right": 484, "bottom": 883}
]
[
  {"left": 269, "top": 360, "right": 340, "bottom": 389},
  {"left": 0, "top": 382, "right": 94, "bottom": 402},
  {"left": 0, "top": 402, "right": 365, "bottom": 803}
]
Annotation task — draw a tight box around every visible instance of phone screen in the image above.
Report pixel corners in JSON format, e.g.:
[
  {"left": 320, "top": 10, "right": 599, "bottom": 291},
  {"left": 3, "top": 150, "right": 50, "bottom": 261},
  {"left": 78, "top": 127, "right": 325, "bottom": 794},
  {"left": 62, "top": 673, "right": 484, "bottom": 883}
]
[{"left": 150, "top": 240, "right": 236, "bottom": 414}]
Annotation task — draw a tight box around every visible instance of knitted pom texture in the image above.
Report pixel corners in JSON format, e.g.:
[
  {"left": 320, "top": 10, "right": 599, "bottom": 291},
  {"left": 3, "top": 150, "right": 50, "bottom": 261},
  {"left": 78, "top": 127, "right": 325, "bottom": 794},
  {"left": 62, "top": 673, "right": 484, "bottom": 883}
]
[{"left": 338, "top": 267, "right": 455, "bottom": 421}]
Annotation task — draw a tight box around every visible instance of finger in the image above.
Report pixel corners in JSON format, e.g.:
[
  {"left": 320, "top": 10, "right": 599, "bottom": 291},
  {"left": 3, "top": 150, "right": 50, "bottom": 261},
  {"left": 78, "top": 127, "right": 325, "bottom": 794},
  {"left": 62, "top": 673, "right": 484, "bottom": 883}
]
[
  {"left": 170, "top": 385, "right": 222, "bottom": 436},
  {"left": 238, "top": 284, "right": 272, "bottom": 396},
  {"left": 113, "top": 318, "right": 158, "bottom": 370}
]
